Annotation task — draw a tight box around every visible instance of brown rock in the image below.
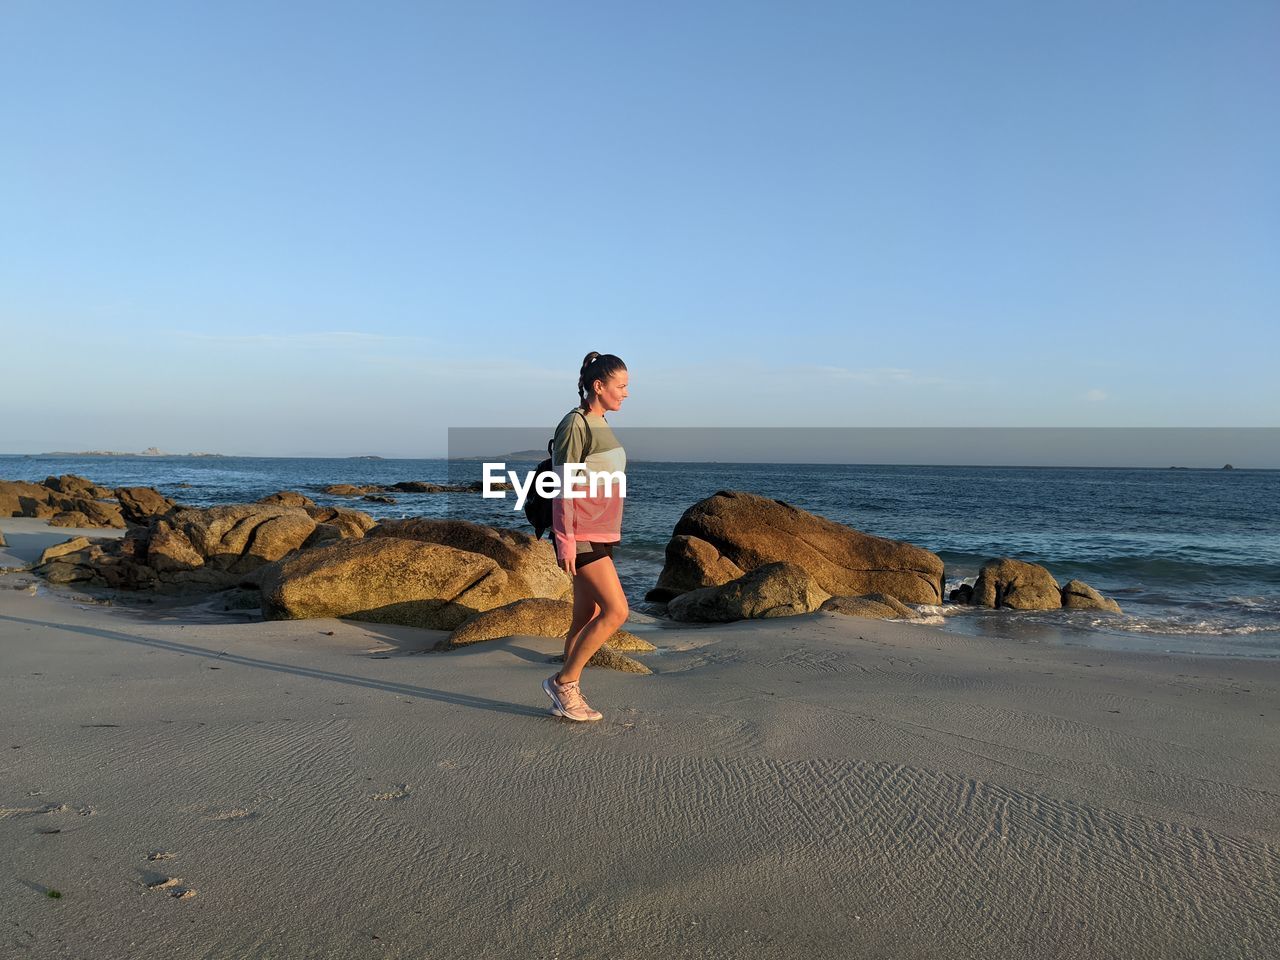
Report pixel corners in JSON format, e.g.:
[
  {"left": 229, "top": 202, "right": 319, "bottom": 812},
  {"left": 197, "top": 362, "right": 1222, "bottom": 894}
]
[
  {"left": 43, "top": 474, "right": 112, "bottom": 498},
  {"left": 321, "top": 484, "right": 384, "bottom": 496},
  {"left": 369, "top": 518, "right": 571, "bottom": 601},
  {"left": 38, "top": 537, "right": 92, "bottom": 565},
  {"left": 0, "top": 481, "right": 56, "bottom": 519},
  {"left": 549, "top": 645, "right": 651, "bottom": 674},
  {"left": 1061, "top": 579, "right": 1122, "bottom": 614},
  {"left": 258, "top": 491, "right": 317, "bottom": 508},
  {"left": 949, "top": 583, "right": 975, "bottom": 605},
  {"left": 147, "top": 519, "right": 206, "bottom": 573},
  {"left": 442, "top": 597, "right": 653, "bottom": 651},
  {"left": 163, "top": 504, "right": 318, "bottom": 573},
  {"left": 48, "top": 512, "right": 92, "bottom": 528},
  {"left": 116, "top": 487, "right": 177, "bottom": 525},
  {"left": 645, "top": 535, "right": 745, "bottom": 602},
  {"left": 973, "top": 558, "right": 1062, "bottom": 610},
  {"left": 820, "top": 593, "right": 915, "bottom": 620},
  {"left": 362, "top": 494, "right": 397, "bottom": 504},
  {"left": 260, "top": 537, "right": 523, "bottom": 630},
  {"left": 304, "top": 506, "right": 375, "bottom": 539},
  {"left": 650, "top": 491, "right": 944, "bottom": 605},
  {"left": 668, "top": 561, "right": 831, "bottom": 623}
]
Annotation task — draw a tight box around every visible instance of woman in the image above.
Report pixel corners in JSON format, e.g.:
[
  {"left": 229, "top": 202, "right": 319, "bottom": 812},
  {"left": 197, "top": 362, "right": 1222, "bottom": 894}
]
[{"left": 542, "top": 351, "right": 630, "bottom": 722}]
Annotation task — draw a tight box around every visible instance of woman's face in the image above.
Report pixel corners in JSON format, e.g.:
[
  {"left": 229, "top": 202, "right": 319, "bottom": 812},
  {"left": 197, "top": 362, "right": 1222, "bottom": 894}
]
[{"left": 594, "top": 370, "right": 629, "bottom": 412}]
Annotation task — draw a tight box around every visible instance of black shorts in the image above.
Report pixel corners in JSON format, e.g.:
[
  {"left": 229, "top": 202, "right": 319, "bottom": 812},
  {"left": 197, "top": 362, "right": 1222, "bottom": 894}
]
[{"left": 570, "top": 541, "right": 616, "bottom": 571}]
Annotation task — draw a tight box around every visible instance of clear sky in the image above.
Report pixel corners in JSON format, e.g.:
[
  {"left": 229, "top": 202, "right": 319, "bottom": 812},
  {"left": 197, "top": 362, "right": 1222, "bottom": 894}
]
[{"left": 3, "top": 0, "right": 1276, "bottom": 458}]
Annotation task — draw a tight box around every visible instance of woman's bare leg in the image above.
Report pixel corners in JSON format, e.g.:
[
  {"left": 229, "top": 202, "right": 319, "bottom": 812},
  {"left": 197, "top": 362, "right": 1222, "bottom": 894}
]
[
  {"left": 559, "top": 557, "right": 629, "bottom": 684},
  {"left": 564, "top": 575, "right": 600, "bottom": 665}
]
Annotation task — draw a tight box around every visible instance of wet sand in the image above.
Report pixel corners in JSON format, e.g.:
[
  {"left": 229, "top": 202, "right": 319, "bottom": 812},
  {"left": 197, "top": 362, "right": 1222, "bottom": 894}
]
[{"left": 2, "top": 518, "right": 1278, "bottom": 959}]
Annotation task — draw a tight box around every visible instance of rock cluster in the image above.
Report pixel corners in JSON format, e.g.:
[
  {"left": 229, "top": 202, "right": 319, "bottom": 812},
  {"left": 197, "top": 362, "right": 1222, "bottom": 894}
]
[
  {"left": 1, "top": 475, "right": 125, "bottom": 528},
  {"left": 648, "top": 491, "right": 945, "bottom": 606},
  {"left": 949, "top": 558, "right": 1122, "bottom": 613}
]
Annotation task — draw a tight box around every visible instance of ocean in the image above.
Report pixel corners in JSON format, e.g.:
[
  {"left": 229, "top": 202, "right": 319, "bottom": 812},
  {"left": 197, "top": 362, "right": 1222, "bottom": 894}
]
[{"left": 4, "top": 454, "right": 1278, "bottom": 658}]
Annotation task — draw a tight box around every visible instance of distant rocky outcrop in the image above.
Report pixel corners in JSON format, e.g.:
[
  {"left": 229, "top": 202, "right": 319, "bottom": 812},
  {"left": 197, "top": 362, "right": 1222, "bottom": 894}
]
[
  {"left": 647, "top": 491, "right": 944, "bottom": 605},
  {"left": 667, "top": 561, "right": 830, "bottom": 622},
  {"left": 260, "top": 537, "right": 527, "bottom": 630},
  {"left": 820, "top": 593, "right": 915, "bottom": 620}
]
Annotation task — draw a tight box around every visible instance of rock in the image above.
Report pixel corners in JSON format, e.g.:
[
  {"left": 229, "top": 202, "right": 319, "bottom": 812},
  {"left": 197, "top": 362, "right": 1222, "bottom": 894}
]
[
  {"left": 36, "top": 560, "right": 95, "bottom": 584},
  {"left": 548, "top": 645, "right": 651, "bottom": 675},
  {"left": 147, "top": 520, "right": 206, "bottom": 573},
  {"left": 949, "top": 583, "right": 974, "bottom": 605},
  {"left": 1223, "top": 464, "right": 1234, "bottom": 471},
  {"left": 115, "top": 487, "right": 177, "bottom": 526},
  {"left": 159, "top": 504, "right": 318, "bottom": 573},
  {"left": 362, "top": 494, "right": 396, "bottom": 504},
  {"left": 258, "top": 491, "right": 317, "bottom": 508},
  {"left": 38, "top": 537, "right": 91, "bottom": 565},
  {"left": 973, "top": 558, "right": 1062, "bottom": 610},
  {"left": 389, "top": 481, "right": 442, "bottom": 493},
  {"left": 645, "top": 535, "right": 745, "bottom": 602},
  {"left": 820, "top": 593, "right": 915, "bottom": 620},
  {"left": 43, "top": 474, "right": 111, "bottom": 498},
  {"left": 0, "top": 480, "right": 53, "bottom": 518},
  {"left": 260, "top": 537, "right": 527, "bottom": 630},
  {"left": 369, "top": 518, "right": 571, "bottom": 601},
  {"left": 303, "top": 506, "right": 375, "bottom": 539},
  {"left": 650, "top": 491, "right": 944, "bottom": 605},
  {"left": 0, "top": 529, "right": 6, "bottom": 548},
  {"left": 1061, "top": 579, "right": 1122, "bottom": 614},
  {"left": 321, "top": 484, "right": 383, "bottom": 496},
  {"left": 668, "top": 561, "right": 830, "bottom": 622},
  {"left": 48, "top": 512, "right": 92, "bottom": 527},
  {"left": 442, "top": 598, "right": 653, "bottom": 651}
]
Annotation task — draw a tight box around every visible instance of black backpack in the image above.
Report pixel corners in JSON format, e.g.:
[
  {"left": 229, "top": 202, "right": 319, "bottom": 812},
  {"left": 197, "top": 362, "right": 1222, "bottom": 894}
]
[{"left": 525, "top": 410, "right": 592, "bottom": 539}]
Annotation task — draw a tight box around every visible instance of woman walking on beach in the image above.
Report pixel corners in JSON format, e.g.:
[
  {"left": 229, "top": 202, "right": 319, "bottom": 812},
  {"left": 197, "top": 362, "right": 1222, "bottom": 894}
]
[{"left": 543, "top": 352, "right": 629, "bottom": 722}]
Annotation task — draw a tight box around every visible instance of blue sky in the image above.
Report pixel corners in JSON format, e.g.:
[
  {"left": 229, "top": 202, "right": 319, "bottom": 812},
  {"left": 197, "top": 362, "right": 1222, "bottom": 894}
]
[{"left": 3, "top": 0, "right": 1276, "bottom": 457}]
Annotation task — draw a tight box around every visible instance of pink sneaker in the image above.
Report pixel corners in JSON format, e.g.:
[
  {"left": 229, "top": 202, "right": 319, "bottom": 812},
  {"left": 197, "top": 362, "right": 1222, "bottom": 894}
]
[{"left": 543, "top": 673, "right": 603, "bottom": 722}]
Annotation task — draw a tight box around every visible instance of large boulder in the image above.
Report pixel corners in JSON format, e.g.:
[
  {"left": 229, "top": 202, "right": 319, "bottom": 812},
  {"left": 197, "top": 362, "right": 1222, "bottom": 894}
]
[
  {"left": 442, "top": 598, "right": 653, "bottom": 651},
  {"left": 649, "top": 491, "right": 944, "bottom": 604},
  {"left": 668, "top": 561, "right": 830, "bottom": 623},
  {"left": 1061, "top": 579, "right": 1122, "bottom": 614},
  {"left": 260, "top": 537, "right": 525, "bottom": 630},
  {"left": 321, "top": 484, "right": 383, "bottom": 496},
  {"left": 115, "top": 487, "right": 177, "bottom": 526},
  {"left": 369, "top": 518, "right": 571, "bottom": 601},
  {"left": 157, "top": 504, "right": 318, "bottom": 573},
  {"left": 820, "top": 593, "right": 915, "bottom": 620},
  {"left": 973, "top": 558, "right": 1061, "bottom": 610}
]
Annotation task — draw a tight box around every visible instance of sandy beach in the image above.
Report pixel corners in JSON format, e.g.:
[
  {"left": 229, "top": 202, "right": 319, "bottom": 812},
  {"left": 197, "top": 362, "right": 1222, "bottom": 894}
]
[{"left": 3, "top": 517, "right": 1279, "bottom": 959}]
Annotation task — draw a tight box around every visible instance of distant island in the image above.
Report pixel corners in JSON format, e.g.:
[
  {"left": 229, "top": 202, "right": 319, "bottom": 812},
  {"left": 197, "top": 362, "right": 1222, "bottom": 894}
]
[
  {"left": 348, "top": 455, "right": 385, "bottom": 460},
  {"left": 453, "top": 449, "right": 548, "bottom": 461},
  {"left": 38, "top": 447, "right": 226, "bottom": 458}
]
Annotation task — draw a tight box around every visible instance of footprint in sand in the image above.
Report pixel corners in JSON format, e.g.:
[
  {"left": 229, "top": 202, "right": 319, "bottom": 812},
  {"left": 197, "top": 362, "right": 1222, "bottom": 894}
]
[
  {"left": 370, "top": 783, "right": 410, "bottom": 801},
  {"left": 142, "top": 871, "right": 197, "bottom": 900},
  {"left": 209, "top": 807, "right": 256, "bottom": 822}
]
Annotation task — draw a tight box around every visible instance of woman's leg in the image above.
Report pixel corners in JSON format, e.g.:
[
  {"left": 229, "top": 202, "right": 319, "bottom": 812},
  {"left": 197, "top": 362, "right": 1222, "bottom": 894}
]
[
  {"left": 559, "top": 556, "right": 629, "bottom": 684},
  {"left": 564, "top": 574, "right": 600, "bottom": 664}
]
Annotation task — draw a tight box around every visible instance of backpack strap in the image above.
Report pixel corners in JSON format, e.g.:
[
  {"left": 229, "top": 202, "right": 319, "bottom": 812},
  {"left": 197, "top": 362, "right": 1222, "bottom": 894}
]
[{"left": 575, "top": 409, "right": 594, "bottom": 458}]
